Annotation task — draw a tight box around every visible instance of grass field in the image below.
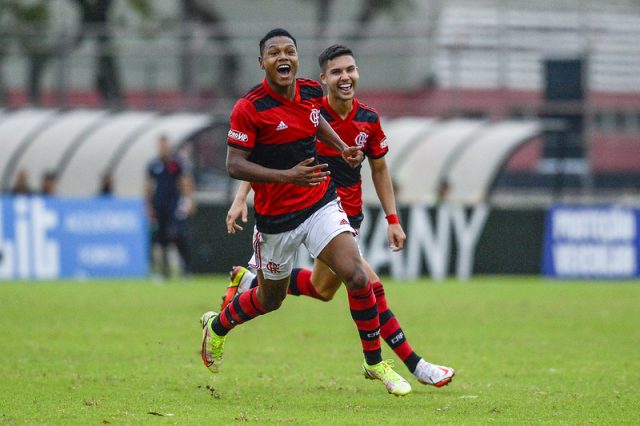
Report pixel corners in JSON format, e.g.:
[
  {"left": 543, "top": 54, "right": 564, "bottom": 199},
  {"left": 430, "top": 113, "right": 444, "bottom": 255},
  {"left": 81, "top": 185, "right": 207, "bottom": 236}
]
[{"left": 1, "top": 276, "right": 639, "bottom": 425}]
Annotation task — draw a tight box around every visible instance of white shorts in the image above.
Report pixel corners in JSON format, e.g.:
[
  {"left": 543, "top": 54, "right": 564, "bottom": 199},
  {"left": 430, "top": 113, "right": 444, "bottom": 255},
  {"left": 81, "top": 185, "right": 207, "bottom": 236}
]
[{"left": 249, "top": 199, "right": 354, "bottom": 280}]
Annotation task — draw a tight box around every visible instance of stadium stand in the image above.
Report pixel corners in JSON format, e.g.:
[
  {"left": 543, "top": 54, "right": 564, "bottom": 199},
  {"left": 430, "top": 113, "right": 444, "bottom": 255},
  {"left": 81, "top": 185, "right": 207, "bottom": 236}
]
[
  {"left": 0, "top": 1, "right": 638, "bottom": 199},
  {"left": 435, "top": 0, "right": 640, "bottom": 92}
]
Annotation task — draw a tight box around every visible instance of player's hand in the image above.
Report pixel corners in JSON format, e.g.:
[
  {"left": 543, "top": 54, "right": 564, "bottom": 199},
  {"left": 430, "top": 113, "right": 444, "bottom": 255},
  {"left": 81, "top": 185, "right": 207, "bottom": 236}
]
[
  {"left": 286, "top": 158, "right": 330, "bottom": 187},
  {"left": 387, "top": 223, "right": 406, "bottom": 252},
  {"left": 341, "top": 146, "right": 364, "bottom": 168},
  {"left": 226, "top": 197, "right": 248, "bottom": 234}
]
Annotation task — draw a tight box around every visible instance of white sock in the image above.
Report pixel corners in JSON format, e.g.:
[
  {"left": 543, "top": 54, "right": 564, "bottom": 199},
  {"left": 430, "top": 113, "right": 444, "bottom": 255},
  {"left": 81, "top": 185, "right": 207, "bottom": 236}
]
[{"left": 239, "top": 270, "right": 256, "bottom": 292}]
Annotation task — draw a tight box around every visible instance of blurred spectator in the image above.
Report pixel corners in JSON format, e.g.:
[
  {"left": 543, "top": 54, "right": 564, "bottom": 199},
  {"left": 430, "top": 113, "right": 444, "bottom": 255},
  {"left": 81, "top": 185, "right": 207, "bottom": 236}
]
[
  {"left": 99, "top": 171, "right": 114, "bottom": 196},
  {"left": 436, "top": 179, "right": 450, "bottom": 205},
  {"left": 40, "top": 171, "right": 57, "bottom": 195},
  {"left": 11, "top": 170, "right": 32, "bottom": 195},
  {"left": 145, "top": 135, "right": 195, "bottom": 279}
]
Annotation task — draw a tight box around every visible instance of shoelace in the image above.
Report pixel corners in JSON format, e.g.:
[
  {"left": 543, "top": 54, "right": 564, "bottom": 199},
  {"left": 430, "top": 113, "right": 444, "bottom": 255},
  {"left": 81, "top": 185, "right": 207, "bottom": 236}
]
[
  {"left": 382, "top": 359, "right": 396, "bottom": 370},
  {"left": 378, "top": 359, "right": 400, "bottom": 377}
]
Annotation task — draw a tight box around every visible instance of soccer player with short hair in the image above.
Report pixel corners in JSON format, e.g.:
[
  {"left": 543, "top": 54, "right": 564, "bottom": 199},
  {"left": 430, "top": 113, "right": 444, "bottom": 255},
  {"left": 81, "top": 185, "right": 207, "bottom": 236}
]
[
  {"left": 200, "top": 29, "right": 412, "bottom": 396},
  {"left": 223, "top": 44, "right": 455, "bottom": 388}
]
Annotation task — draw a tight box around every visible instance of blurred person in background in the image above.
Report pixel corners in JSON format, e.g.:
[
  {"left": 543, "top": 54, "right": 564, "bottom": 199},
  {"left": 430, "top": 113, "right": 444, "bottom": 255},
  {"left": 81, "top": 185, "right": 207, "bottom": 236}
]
[
  {"left": 436, "top": 178, "right": 450, "bottom": 206},
  {"left": 11, "top": 170, "right": 32, "bottom": 195},
  {"left": 223, "top": 44, "right": 455, "bottom": 388},
  {"left": 39, "top": 171, "right": 57, "bottom": 195},
  {"left": 98, "top": 171, "right": 114, "bottom": 196},
  {"left": 145, "top": 135, "right": 195, "bottom": 279}
]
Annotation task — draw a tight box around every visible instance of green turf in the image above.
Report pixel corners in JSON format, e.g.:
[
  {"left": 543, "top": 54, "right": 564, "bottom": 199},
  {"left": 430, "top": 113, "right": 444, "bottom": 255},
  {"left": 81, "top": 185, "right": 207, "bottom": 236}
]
[{"left": 1, "top": 276, "right": 639, "bottom": 424}]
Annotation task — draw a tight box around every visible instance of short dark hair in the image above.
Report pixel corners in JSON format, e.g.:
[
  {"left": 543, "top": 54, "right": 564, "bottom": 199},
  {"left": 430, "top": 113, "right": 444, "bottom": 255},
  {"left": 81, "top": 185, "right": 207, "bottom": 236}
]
[
  {"left": 259, "top": 28, "right": 297, "bottom": 55},
  {"left": 318, "top": 44, "right": 354, "bottom": 70}
]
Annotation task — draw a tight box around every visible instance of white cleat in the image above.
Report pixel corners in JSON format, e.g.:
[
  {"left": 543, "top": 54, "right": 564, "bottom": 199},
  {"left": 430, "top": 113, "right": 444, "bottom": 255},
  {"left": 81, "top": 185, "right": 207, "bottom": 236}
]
[{"left": 413, "top": 359, "right": 455, "bottom": 387}]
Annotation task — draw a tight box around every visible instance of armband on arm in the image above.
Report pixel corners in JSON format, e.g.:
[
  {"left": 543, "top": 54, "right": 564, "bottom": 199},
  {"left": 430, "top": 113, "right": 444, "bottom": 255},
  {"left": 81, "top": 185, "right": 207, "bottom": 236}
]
[{"left": 385, "top": 213, "right": 400, "bottom": 225}]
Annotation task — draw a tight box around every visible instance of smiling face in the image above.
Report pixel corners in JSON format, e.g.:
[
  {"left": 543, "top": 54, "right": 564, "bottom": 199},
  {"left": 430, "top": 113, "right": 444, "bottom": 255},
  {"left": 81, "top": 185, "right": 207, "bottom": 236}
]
[
  {"left": 320, "top": 54, "right": 359, "bottom": 103},
  {"left": 259, "top": 36, "right": 299, "bottom": 96}
]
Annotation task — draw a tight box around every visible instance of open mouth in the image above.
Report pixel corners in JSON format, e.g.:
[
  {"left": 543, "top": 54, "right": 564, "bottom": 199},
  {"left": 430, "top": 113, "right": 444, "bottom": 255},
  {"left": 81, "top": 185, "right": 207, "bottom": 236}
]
[
  {"left": 277, "top": 64, "right": 292, "bottom": 77},
  {"left": 338, "top": 83, "right": 353, "bottom": 94}
]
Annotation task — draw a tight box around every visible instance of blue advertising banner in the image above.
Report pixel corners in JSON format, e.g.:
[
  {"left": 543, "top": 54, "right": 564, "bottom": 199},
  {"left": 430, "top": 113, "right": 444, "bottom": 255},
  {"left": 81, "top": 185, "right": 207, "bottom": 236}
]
[
  {"left": 0, "top": 196, "right": 148, "bottom": 279},
  {"left": 542, "top": 205, "right": 640, "bottom": 279}
]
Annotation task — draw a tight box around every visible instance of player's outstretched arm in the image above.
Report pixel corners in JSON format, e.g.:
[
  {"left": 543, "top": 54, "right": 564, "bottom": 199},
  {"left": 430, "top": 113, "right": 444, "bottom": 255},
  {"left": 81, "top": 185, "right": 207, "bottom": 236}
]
[
  {"left": 370, "top": 157, "right": 406, "bottom": 251},
  {"left": 226, "top": 181, "right": 251, "bottom": 234}
]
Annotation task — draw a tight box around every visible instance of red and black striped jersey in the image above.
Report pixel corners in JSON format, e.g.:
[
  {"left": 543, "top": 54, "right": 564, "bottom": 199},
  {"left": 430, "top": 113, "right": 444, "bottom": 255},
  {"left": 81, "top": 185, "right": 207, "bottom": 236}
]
[
  {"left": 227, "top": 78, "right": 336, "bottom": 233},
  {"left": 317, "top": 97, "right": 388, "bottom": 228}
]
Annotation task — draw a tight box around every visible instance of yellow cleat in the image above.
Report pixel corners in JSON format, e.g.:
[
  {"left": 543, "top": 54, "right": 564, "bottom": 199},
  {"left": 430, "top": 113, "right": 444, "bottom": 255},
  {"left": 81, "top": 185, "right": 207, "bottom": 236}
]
[
  {"left": 362, "top": 359, "right": 412, "bottom": 396},
  {"left": 200, "top": 311, "right": 225, "bottom": 373},
  {"left": 220, "top": 266, "right": 249, "bottom": 310}
]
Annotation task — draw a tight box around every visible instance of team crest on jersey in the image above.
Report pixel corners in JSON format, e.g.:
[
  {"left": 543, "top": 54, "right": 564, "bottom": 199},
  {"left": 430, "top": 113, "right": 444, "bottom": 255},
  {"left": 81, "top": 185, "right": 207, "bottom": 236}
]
[
  {"left": 355, "top": 131, "right": 368, "bottom": 148},
  {"left": 310, "top": 108, "right": 320, "bottom": 127},
  {"left": 228, "top": 129, "right": 249, "bottom": 142}
]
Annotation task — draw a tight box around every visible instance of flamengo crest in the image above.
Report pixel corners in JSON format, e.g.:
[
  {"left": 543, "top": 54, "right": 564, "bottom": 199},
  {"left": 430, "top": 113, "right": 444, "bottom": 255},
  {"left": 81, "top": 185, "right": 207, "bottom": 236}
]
[
  {"left": 355, "top": 131, "right": 368, "bottom": 147},
  {"left": 309, "top": 108, "right": 320, "bottom": 127}
]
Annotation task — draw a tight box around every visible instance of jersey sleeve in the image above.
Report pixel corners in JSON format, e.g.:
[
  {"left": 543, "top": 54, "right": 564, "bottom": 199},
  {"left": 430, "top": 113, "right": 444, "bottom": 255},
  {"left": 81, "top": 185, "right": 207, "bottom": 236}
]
[
  {"left": 365, "top": 117, "right": 389, "bottom": 159},
  {"left": 227, "top": 99, "right": 257, "bottom": 151}
]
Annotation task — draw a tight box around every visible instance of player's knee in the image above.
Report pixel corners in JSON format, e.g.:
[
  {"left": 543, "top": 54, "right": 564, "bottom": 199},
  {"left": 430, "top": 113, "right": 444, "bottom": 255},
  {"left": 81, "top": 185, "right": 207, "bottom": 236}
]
[
  {"left": 342, "top": 266, "right": 368, "bottom": 292},
  {"left": 257, "top": 287, "right": 287, "bottom": 312},
  {"left": 262, "top": 294, "right": 285, "bottom": 311},
  {"left": 315, "top": 288, "right": 336, "bottom": 302}
]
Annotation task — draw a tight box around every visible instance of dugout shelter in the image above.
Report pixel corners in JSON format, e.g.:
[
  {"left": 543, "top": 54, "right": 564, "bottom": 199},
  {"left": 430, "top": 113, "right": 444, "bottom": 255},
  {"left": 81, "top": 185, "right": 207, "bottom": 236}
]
[{"left": 0, "top": 109, "right": 541, "bottom": 204}]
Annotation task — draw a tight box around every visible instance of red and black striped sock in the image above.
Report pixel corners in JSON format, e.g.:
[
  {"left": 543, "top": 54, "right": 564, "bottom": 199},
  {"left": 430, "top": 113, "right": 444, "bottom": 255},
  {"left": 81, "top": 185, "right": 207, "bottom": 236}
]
[
  {"left": 249, "top": 276, "right": 258, "bottom": 289},
  {"left": 246, "top": 269, "right": 324, "bottom": 300},
  {"left": 212, "top": 287, "right": 267, "bottom": 336},
  {"left": 348, "top": 282, "right": 382, "bottom": 365},
  {"left": 373, "top": 281, "right": 421, "bottom": 372},
  {"left": 287, "top": 268, "right": 325, "bottom": 300}
]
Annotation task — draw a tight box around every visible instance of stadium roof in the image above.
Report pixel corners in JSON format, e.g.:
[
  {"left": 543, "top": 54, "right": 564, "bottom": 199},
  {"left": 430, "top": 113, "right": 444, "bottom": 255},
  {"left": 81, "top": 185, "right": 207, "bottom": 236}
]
[
  {"left": 0, "top": 109, "right": 541, "bottom": 204},
  {"left": 361, "top": 117, "right": 542, "bottom": 205},
  {"left": 0, "top": 109, "right": 210, "bottom": 198}
]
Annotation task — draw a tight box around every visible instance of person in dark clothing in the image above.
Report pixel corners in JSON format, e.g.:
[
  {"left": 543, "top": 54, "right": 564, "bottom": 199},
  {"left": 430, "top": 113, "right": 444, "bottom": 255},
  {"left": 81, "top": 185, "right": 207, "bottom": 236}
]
[
  {"left": 98, "top": 171, "right": 114, "bottom": 196},
  {"left": 40, "top": 171, "right": 57, "bottom": 195},
  {"left": 145, "top": 135, "right": 195, "bottom": 278}
]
